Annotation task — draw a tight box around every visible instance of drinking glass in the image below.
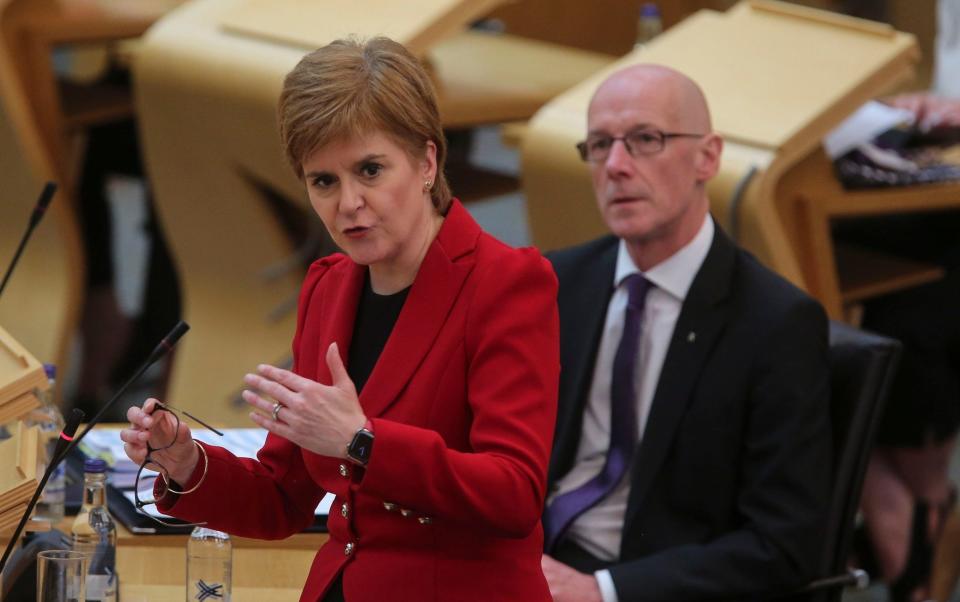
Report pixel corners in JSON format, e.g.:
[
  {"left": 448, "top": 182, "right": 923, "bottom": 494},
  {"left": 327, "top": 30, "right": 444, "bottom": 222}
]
[{"left": 36, "top": 550, "right": 87, "bottom": 602}]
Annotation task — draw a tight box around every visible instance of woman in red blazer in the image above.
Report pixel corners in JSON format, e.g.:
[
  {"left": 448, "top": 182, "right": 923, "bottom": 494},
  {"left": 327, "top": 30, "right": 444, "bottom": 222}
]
[{"left": 120, "top": 37, "right": 559, "bottom": 601}]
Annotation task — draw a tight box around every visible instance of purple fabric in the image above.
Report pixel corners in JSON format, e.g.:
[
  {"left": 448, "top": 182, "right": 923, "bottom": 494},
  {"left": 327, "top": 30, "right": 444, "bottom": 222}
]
[{"left": 544, "top": 274, "right": 652, "bottom": 552}]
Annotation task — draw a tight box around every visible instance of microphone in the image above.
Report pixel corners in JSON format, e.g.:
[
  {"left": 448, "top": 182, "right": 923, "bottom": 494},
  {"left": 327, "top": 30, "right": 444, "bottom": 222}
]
[
  {"left": 71, "top": 320, "right": 190, "bottom": 451},
  {"left": 142, "top": 320, "right": 189, "bottom": 367},
  {"left": 30, "top": 182, "right": 57, "bottom": 230},
  {"left": 0, "top": 320, "right": 190, "bottom": 574},
  {"left": 0, "top": 182, "right": 57, "bottom": 299}
]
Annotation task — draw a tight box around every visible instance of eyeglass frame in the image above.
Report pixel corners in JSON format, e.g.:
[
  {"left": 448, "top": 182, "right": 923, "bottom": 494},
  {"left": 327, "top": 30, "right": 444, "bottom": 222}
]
[
  {"left": 132, "top": 401, "right": 223, "bottom": 528},
  {"left": 576, "top": 128, "right": 706, "bottom": 162}
]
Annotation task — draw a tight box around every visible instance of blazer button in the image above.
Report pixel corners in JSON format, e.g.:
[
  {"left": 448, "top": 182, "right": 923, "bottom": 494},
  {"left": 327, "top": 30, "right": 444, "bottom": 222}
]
[
  {"left": 417, "top": 516, "right": 433, "bottom": 525},
  {"left": 382, "top": 502, "right": 398, "bottom": 512},
  {"left": 340, "top": 503, "right": 349, "bottom": 519},
  {"left": 399, "top": 508, "right": 413, "bottom": 518},
  {"left": 344, "top": 541, "right": 355, "bottom": 556},
  {"left": 338, "top": 463, "right": 350, "bottom": 478}
]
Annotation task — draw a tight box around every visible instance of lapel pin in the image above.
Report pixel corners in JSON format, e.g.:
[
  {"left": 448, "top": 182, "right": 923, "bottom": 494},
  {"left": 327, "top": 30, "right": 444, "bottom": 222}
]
[{"left": 687, "top": 331, "right": 696, "bottom": 343}]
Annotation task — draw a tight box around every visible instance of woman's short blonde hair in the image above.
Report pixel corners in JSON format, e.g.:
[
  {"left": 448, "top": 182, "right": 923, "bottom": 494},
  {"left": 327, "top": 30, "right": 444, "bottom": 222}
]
[{"left": 278, "top": 37, "right": 451, "bottom": 213}]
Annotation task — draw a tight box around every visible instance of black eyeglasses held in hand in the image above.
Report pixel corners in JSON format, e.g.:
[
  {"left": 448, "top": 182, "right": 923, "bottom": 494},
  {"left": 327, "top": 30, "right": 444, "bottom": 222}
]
[{"left": 133, "top": 402, "right": 223, "bottom": 528}]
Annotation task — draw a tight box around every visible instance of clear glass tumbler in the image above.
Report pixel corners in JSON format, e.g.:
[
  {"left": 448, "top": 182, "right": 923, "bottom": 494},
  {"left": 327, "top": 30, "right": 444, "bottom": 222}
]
[{"left": 36, "top": 550, "right": 87, "bottom": 602}]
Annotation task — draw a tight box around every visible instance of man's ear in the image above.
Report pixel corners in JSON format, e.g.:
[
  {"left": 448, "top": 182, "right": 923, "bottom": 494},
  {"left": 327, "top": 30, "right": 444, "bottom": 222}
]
[{"left": 694, "top": 133, "right": 723, "bottom": 183}]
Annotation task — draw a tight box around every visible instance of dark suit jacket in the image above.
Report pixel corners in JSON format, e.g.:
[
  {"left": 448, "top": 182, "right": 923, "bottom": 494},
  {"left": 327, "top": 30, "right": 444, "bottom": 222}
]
[
  {"left": 547, "top": 226, "right": 831, "bottom": 601},
  {"left": 163, "top": 200, "right": 559, "bottom": 602}
]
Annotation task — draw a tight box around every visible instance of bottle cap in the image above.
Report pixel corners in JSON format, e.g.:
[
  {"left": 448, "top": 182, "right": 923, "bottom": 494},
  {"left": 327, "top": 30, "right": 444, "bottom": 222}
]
[
  {"left": 43, "top": 363, "right": 56, "bottom": 380},
  {"left": 84, "top": 458, "right": 108, "bottom": 473},
  {"left": 641, "top": 2, "right": 660, "bottom": 17}
]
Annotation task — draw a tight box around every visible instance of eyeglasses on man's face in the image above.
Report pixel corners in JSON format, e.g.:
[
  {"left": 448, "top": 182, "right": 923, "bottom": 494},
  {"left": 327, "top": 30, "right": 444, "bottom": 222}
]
[
  {"left": 133, "top": 402, "right": 222, "bottom": 528},
  {"left": 576, "top": 128, "right": 706, "bottom": 162}
]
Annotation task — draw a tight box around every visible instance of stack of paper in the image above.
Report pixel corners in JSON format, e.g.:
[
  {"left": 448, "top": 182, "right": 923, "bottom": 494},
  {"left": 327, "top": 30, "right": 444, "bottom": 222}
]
[{"left": 0, "top": 422, "right": 41, "bottom": 536}]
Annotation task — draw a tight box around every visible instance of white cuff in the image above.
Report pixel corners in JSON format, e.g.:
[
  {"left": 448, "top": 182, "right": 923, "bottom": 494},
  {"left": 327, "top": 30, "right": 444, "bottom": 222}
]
[{"left": 594, "top": 569, "right": 619, "bottom": 602}]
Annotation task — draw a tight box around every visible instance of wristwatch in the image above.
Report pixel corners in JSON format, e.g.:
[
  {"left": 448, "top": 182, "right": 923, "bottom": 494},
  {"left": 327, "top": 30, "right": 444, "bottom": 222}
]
[{"left": 346, "top": 419, "right": 374, "bottom": 466}]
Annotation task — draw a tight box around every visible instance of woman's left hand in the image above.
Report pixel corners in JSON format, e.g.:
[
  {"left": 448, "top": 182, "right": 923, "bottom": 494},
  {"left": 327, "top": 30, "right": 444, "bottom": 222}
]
[{"left": 243, "top": 342, "right": 366, "bottom": 459}]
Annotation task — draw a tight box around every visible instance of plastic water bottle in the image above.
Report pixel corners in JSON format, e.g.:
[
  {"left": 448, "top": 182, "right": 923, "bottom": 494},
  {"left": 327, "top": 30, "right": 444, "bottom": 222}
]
[
  {"left": 634, "top": 2, "right": 663, "bottom": 49},
  {"left": 187, "top": 527, "right": 232, "bottom": 601},
  {"left": 26, "top": 363, "right": 66, "bottom": 523},
  {"left": 71, "top": 458, "right": 118, "bottom": 601}
]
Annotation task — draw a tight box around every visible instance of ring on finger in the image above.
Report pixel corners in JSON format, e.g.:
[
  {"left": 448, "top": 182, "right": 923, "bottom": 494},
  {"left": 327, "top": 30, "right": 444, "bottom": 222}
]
[{"left": 272, "top": 402, "right": 283, "bottom": 421}]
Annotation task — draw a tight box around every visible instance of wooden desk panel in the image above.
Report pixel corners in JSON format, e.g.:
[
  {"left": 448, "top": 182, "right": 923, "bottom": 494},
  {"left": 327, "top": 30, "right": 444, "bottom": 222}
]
[
  {"left": 220, "top": 0, "right": 502, "bottom": 57},
  {"left": 123, "top": 584, "right": 303, "bottom": 601},
  {"left": 777, "top": 148, "right": 957, "bottom": 319},
  {"left": 117, "top": 524, "right": 326, "bottom": 593}
]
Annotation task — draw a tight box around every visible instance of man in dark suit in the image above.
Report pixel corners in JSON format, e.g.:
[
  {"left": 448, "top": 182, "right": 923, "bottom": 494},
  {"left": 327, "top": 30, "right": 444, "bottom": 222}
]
[{"left": 540, "top": 64, "right": 832, "bottom": 601}]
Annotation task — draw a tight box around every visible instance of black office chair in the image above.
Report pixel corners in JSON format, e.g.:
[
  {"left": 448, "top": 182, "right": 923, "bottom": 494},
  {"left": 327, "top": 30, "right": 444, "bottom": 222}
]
[{"left": 782, "top": 321, "right": 902, "bottom": 602}]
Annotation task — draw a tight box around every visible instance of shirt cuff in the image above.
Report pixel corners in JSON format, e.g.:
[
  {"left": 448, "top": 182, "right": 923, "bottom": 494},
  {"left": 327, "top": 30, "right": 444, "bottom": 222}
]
[{"left": 594, "top": 569, "right": 619, "bottom": 602}]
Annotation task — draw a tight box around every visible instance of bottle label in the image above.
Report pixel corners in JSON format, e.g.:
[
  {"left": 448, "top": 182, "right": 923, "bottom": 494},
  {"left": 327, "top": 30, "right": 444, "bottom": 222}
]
[
  {"left": 191, "top": 579, "right": 228, "bottom": 600},
  {"left": 85, "top": 572, "right": 117, "bottom": 601},
  {"left": 41, "top": 464, "right": 66, "bottom": 501}
]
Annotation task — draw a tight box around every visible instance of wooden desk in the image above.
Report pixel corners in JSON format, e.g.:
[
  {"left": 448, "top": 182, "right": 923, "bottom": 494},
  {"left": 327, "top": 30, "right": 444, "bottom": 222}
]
[
  {"left": 775, "top": 148, "right": 952, "bottom": 319},
  {"left": 116, "top": 522, "right": 326, "bottom": 600},
  {"left": 123, "top": 584, "right": 303, "bottom": 601}
]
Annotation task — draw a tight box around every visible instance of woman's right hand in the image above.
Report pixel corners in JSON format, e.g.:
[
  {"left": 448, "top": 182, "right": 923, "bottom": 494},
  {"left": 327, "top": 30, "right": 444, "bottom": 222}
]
[{"left": 120, "top": 398, "right": 199, "bottom": 485}]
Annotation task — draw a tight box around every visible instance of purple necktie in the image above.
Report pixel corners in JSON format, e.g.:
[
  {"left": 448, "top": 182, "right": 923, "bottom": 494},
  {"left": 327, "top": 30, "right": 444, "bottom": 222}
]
[{"left": 544, "top": 274, "right": 652, "bottom": 553}]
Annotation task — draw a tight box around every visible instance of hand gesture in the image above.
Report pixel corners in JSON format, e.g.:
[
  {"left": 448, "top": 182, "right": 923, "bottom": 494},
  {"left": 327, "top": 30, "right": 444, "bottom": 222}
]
[{"left": 243, "top": 342, "right": 366, "bottom": 459}]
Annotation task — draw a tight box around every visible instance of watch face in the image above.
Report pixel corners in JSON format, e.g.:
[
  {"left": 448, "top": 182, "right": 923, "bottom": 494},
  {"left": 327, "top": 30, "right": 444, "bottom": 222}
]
[{"left": 349, "top": 430, "right": 374, "bottom": 465}]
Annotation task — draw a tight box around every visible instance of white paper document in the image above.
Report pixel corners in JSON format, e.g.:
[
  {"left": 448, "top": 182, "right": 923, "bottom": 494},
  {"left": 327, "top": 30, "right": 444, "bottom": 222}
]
[{"left": 823, "top": 100, "right": 915, "bottom": 159}]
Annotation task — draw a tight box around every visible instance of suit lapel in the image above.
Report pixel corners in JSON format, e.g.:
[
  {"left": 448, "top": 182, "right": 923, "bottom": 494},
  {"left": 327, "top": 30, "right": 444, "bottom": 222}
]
[
  {"left": 549, "top": 240, "right": 617, "bottom": 482},
  {"left": 312, "top": 261, "right": 365, "bottom": 384},
  {"left": 357, "top": 200, "right": 479, "bottom": 418},
  {"left": 623, "top": 227, "right": 737, "bottom": 535}
]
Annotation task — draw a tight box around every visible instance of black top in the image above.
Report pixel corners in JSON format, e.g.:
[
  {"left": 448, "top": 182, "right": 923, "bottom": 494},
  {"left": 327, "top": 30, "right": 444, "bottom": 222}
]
[
  {"left": 324, "top": 274, "right": 408, "bottom": 602},
  {"left": 347, "top": 272, "right": 410, "bottom": 394}
]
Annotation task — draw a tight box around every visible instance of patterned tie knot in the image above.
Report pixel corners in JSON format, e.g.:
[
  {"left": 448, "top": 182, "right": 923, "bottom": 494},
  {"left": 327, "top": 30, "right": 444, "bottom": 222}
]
[{"left": 623, "top": 273, "right": 652, "bottom": 312}]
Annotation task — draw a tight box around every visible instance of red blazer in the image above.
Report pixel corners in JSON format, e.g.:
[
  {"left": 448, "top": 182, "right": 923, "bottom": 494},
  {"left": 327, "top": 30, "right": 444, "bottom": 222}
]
[{"left": 163, "top": 200, "right": 559, "bottom": 601}]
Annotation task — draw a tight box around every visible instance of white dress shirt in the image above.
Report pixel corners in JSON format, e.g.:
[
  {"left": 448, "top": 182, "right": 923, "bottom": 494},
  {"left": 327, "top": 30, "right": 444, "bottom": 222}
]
[
  {"left": 547, "top": 216, "right": 714, "bottom": 602},
  {"left": 934, "top": 0, "right": 960, "bottom": 98}
]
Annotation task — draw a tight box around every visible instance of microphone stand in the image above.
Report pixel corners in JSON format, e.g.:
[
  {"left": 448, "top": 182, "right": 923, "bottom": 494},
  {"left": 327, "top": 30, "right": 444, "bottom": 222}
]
[{"left": 0, "top": 320, "right": 190, "bottom": 574}]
